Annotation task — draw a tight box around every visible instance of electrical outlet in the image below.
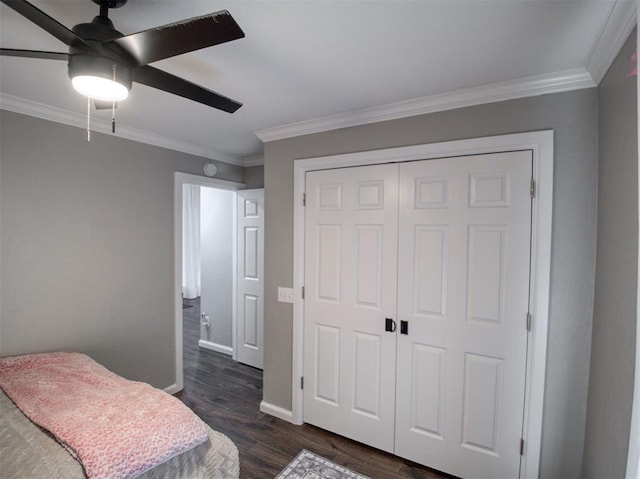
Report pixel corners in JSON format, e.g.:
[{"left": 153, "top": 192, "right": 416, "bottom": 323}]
[{"left": 278, "top": 287, "right": 294, "bottom": 304}]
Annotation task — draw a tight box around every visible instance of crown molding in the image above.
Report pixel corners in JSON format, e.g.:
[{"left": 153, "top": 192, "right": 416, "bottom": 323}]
[
  {"left": 244, "top": 155, "right": 264, "bottom": 167},
  {"left": 255, "top": 68, "right": 595, "bottom": 143},
  {"left": 586, "top": 0, "right": 637, "bottom": 85},
  {"left": 0, "top": 93, "right": 244, "bottom": 166}
]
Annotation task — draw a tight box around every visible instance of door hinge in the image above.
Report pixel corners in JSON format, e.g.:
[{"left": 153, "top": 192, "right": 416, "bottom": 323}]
[
  {"left": 530, "top": 178, "right": 536, "bottom": 198},
  {"left": 301, "top": 377, "right": 304, "bottom": 389},
  {"left": 301, "top": 286, "right": 305, "bottom": 299},
  {"left": 526, "top": 312, "right": 532, "bottom": 332},
  {"left": 302, "top": 193, "right": 306, "bottom": 206},
  {"left": 520, "top": 438, "right": 525, "bottom": 456}
]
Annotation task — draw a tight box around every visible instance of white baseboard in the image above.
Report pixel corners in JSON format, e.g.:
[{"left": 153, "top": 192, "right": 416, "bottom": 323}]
[
  {"left": 260, "top": 400, "right": 298, "bottom": 424},
  {"left": 198, "top": 340, "right": 233, "bottom": 356},
  {"left": 163, "top": 383, "right": 181, "bottom": 395}
]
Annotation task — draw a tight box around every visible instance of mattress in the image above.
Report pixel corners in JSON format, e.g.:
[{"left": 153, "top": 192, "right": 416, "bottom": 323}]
[{"left": 0, "top": 389, "right": 239, "bottom": 479}]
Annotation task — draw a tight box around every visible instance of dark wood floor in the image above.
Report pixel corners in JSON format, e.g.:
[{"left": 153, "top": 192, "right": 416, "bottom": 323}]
[{"left": 176, "top": 297, "right": 451, "bottom": 479}]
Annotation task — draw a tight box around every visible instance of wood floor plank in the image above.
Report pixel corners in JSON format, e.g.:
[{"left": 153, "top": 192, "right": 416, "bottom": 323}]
[{"left": 178, "top": 298, "right": 450, "bottom": 479}]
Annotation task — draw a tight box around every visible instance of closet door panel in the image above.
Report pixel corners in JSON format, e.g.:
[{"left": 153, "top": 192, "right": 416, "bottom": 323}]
[
  {"left": 303, "top": 163, "right": 399, "bottom": 452},
  {"left": 394, "top": 151, "right": 532, "bottom": 479},
  {"left": 303, "top": 150, "right": 533, "bottom": 479}
]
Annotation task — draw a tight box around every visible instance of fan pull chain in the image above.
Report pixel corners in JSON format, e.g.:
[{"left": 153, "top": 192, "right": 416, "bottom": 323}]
[
  {"left": 87, "top": 96, "right": 91, "bottom": 142},
  {"left": 112, "top": 65, "right": 117, "bottom": 134}
]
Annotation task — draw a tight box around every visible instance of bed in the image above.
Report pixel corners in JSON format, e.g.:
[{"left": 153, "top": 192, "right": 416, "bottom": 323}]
[{"left": 0, "top": 352, "right": 239, "bottom": 479}]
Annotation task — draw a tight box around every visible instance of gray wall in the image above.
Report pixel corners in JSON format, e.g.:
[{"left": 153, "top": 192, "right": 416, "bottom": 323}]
[
  {"left": 583, "top": 30, "right": 638, "bottom": 478},
  {"left": 244, "top": 165, "right": 264, "bottom": 189},
  {"left": 199, "top": 186, "right": 235, "bottom": 349},
  {"left": 263, "top": 88, "right": 598, "bottom": 478},
  {"left": 0, "top": 110, "right": 243, "bottom": 388}
]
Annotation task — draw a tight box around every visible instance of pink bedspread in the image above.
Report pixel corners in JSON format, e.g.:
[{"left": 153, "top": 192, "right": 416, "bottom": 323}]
[{"left": 0, "top": 352, "right": 209, "bottom": 479}]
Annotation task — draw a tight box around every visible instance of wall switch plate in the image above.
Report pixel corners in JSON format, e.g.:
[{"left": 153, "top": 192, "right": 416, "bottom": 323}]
[{"left": 278, "top": 287, "right": 294, "bottom": 304}]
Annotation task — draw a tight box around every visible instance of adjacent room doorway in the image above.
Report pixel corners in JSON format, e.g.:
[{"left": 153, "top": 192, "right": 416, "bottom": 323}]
[{"left": 173, "top": 172, "right": 264, "bottom": 392}]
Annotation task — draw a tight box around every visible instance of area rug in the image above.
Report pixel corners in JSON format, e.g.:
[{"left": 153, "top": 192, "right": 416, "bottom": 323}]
[{"left": 275, "top": 450, "right": 371, "bottom": 479}]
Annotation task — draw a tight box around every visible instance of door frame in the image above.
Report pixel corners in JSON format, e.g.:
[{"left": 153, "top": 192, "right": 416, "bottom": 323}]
[
  {"left": 173, "top": 172, "right": 245, "bottom": 393},
  {"left": 291, "top": 130, "right": 553, "bottom": 479}
]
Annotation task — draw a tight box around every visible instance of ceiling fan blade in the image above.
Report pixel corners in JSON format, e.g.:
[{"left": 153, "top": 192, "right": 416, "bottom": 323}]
[
  {"left": 133, "top": 65, "right": 242, "bottom": 113},
  {"left": 0, "top": 0, "right": 92, "bottom": 49},
  {"left": 0, "top": 48, "right": 68, "bottom": 61},
  {"left": 104, "top": 10, "right": 244, "bottom": 67}
]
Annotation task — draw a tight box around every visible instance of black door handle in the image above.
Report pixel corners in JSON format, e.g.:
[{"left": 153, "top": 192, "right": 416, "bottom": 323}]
[
  {"left": 400, "top": 320, "right": 409, "bottom": 335},
  {"left": 385, "top": 318, "right": 396, "bottom": 332}
]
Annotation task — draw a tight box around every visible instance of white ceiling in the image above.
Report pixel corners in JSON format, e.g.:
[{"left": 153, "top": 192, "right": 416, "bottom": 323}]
[{"left": 0, "top": 0, "right": 636, "bottom": 165}]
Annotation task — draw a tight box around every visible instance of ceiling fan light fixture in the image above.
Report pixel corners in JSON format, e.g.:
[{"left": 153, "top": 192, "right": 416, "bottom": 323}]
[
  {"left": 72, "top": 75, "right": 129, "bottom": 101},
  {"left": 68, "top": 54, "right": 132, "bottom": 102}
]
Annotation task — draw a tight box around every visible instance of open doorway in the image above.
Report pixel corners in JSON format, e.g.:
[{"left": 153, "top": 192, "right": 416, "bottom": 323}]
[
  {"left": 173, "top": 172, "right": 264, "bottom": 392},
  {"left": 183, "top": 185, "right": 236, "bottom": 355}
]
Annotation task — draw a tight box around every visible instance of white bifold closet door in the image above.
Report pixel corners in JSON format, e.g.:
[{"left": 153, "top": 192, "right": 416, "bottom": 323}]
[
  {"left": 303, "top": 151, "right": 532, "bottom": 479},
  {"left": 303, "top": 163, "right": 400, "bottom": 452}
]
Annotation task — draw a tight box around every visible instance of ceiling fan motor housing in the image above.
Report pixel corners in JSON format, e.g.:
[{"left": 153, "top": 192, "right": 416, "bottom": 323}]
[
  {"left": 68, "top": 53, "right": 132, "bottom": 91},
  {"left": 67, "top": 15, "right": 132, "bottom": 91}
]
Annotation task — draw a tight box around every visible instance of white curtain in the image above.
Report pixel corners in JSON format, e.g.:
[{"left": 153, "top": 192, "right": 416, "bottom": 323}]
[{"left": 182, "top": 184, "right": 201, "bottom": 299}]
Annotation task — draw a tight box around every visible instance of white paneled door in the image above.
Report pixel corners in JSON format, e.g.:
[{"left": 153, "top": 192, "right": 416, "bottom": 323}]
[
  {"left": 237, "top": 189, "right": 264, "bottom": 369},
  {"left": 304, "top": 151, "right": 533, "bottom": 478},
  {"left": 304, "top": 164, "right": 400, "bottom": 452},
  {"left": 395, "top": 152, "right": 532, "bottom": 478}
]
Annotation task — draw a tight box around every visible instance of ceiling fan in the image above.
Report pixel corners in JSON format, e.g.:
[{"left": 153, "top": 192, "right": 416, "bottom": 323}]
[{"left": 0, "top": 0, "right": 244, "bottom": 113}]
